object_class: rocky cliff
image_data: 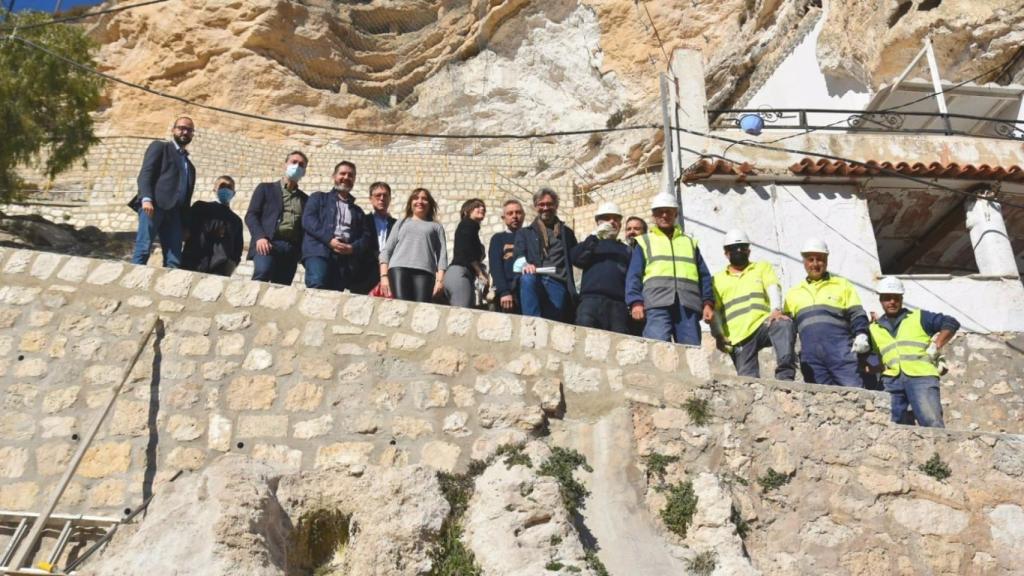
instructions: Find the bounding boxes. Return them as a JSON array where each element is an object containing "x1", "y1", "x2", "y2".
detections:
[{"x1": 83, "y1": 0, "x2": 1024, "y2": 184}]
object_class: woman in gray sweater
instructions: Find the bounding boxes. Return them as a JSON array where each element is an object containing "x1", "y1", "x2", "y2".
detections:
[{"x1": 379, "y1": 188, "x2": 448, "y2": 302}]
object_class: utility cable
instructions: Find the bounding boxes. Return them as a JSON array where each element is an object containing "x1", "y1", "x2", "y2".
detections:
[
  {"x1": 0, "y1": 0, "x2": 171, "y2": 32},
  {"x1": 3, "y1": 33, "x2": 661, "y2": 140},
  {"x1": 672, "y1": 124, "x2": 1024, "y2": 211}
]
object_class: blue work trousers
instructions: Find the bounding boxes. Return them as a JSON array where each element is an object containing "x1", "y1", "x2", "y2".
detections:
[
  {"x1": 884, "y1": 373, "x2": 944, "y2": 428},
  {"x1": 799, "y1": 334, "x2": 861, "y2": 387},
  {"x1": 643, "y1": 302, "x2": 701, "y2": 345},
  {"x1": 520, "y1": 273, "x2": 568, "y2": 321},
  {"x1": 132, "y1": 207, "x2": 183, "y2": 268}
]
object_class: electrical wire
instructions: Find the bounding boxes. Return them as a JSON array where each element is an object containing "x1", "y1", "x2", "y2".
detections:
[
  {"x1": 672, "y1": 124, "x2": 1024, "y2": 211},
  {"x1": 0, "y1": 0, "x2": 171, "y2": 32},
  {"x1": 2, "y1": 33, "x2": 661, "y2": 141}
]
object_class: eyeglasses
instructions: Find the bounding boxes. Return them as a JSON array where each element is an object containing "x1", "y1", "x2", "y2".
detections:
[{"x1": 173, "y1": 125, "x2": 194, "y2": 132}]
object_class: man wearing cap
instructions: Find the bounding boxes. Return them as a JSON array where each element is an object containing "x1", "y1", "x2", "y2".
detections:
[
  {"x1": 570, "y1": 201, "x2": 631, "y2": 333},
  {"x1": 625, "y1": 193, "x2": 714, "y2": 345},
  {"x1": 712, "y1": 230, "x2": 796, "y2": 380},
  {"x1": 784, "y1": 238, "x2": 870, "y2": 386},
  {"x1": 868, "y1": 277, "x2": 958, "y2": 428}
]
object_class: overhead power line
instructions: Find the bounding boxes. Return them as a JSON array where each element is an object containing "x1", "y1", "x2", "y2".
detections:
[
  {"x1": 0, "y1": 0, "x2": 171, "y2": 32},
  {"x1": 672, "y1": 125, "x2": 1024, "y2": 211}
]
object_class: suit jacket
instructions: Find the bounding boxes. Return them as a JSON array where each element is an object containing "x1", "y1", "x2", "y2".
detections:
[
  {"x1": 300, "y1": 190, "x2": 372, "y2": 262},
  {"x1": 351, "y1": 211, "x2": 397, "y2": 294},
  {"x1": 130, "y1": 140, "x2": 196, "y2": 215},
  {"x1": 245, "y1": 181, "x2": 308, "y2": 259},
  {"x1": 488, "y1": 230, "x2": 519, "y2": 299},
  {"x1": 514, "y1": 219, "x2": 579, "y2": 303}
]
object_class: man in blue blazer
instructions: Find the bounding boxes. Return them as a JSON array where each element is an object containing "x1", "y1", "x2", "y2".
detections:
[
  {"x1": 129, "y1": 116, "x2": 197, "y2": 268},
  {"x1": 245, "y1": 151, "x2": 309, "y2": 285},
  {"x1": 301, "y1": 161, "x2": 372, "y2": 291}
]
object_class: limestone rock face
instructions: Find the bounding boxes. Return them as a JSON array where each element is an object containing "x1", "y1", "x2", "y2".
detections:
[
  {"x1": 81, "y1": 454, "x2": 449, "y2": 576},
  {"x1": 80, "y1": 454, "x2": 290, "y2": 576},
  {"x1": 462, "y1": 443, "x2": 597, "y2": 576}
]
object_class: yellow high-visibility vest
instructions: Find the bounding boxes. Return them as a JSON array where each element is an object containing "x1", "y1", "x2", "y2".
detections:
[
  {"x1": 784, "y1": 274, "x2": 865, "y2": 336},
  {"x1": 713, "y1": 261, "x2": 779, "y2": 344},
  {"x1": 637, "y1": 226, "x2": 701, "y2": 310},
  {"x1": 869, "y1": 310, "x2": 939, "y2": 378}
]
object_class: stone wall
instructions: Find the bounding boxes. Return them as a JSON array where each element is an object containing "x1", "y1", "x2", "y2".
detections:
[
  {"x1": 1, "y1": 248, "x2": 1023, "y2": 523},
  {"x1": 0, "y1": 247, "x2": 707, "y2": 517}
]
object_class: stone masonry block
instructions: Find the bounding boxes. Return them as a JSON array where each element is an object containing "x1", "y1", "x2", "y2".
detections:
[
  {"x1": 260, "y1": 285, "x2": 298, "y2": 310},
  {"x1": 30, "y1": 253, "x2": 63, "y2": 280},
  {"x1": 119, "y1": 266, "x2": 155, "y2": 290},
  {"x1": 191, "y1": 276, "x2": 225, "y2": 302},
  {"x1": 298, "y1": 291, "x2": 339, "y2": 320},
  {"x1": 226, "y1": 374, "x2": 277, "y2": 410},
  {"x1": 155, "y1": 269, "x2": 194, "y2": 298},
  {"x1": 411, "y1": 305, "x2": 440, "y2": 334},
  {"x1": 86, "y1": 262, "x2": 124, "y2": 285},
  {"x1": 78, "y1": 442, "x2": 131, "y2": 478},
  {"x1": 342, "y1": 295, "x2": 375, "y2": 325},
  {"x1": 477, "y1": 312, "x2": 513, "y2": 342}
]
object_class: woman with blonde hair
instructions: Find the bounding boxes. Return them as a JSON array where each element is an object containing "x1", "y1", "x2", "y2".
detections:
[{"x1": 379, "y1": 188, "x2": 448, "y2": 302}]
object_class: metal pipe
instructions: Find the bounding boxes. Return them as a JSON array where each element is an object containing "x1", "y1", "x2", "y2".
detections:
[{"x1": 7, "y1": 317, "x2": 160, "y2": 570}]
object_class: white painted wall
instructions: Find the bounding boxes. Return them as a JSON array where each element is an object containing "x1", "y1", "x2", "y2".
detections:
[
  {"x1": 677, "y1": 182, "x2": 1024, "y2": 332},
  {"x1": 745, "y1": 13, "x2": 872, "y2": 124}
]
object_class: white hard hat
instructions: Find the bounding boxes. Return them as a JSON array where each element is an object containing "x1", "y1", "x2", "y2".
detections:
[
  {"x1": 595, "y1": 201, "x2": 622, "y2": 217},
  {"x1": 800, "y1": 238, "x2": 829, "y2": 255},
  {"x1": 651, "y1": 193, "x2": 679, "y2": 211},
  {"x1": 723, "y1": 229, "x2": 750, "y2": 247},
  {"x1": 876, "y1": 276, "x2": 905, "y2": 295}
]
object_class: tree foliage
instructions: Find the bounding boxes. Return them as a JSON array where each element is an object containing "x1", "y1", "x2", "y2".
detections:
[{"x1": 0, "y1": 11, "x2": 102, "y2": 201}]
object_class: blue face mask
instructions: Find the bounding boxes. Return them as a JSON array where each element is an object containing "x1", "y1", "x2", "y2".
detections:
[
  {"x1": 217, "y1": 187, "x2": 235, "y2": 205},
  {"x1": 285, "y1": 163, "x2": 305, "y2": 182}
]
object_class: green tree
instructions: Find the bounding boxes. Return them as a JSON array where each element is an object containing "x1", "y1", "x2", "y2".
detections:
[{"x1": 0, "y1": 11, "x2": 102, "y2": 201}]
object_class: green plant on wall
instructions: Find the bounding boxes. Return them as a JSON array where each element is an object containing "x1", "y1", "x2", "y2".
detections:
[
  {"x1": 431, "y1": 471, "x2": 483, "y2": 576},
  {"x1": 686, "y1": 550, "x2": 717, "y2": 576},
  {"x1": 660, "y1": 480, "x2": 698, "y2": 538},
  {"x1": 919, "y1": 452, "x2": 951, "y2": 481},
  {"x1": 291, "y1": 508, "x2": 351, "y2": 574},
  {"x1": 757, "y1": 468, "x2": 791, "y2": 492},
  {"x1": 538, "y1": 447, "x2": 593, "y2": 516},
  {"x1": 644, "y1": 453, "x2": 680, "y2": 485},
  {"x1": 683, "y1": 397, "x2": 711, "y2": 426}
]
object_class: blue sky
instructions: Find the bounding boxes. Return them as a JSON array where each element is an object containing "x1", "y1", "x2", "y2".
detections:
[{"x1": 10, "y1": 0, "x2": 101, "y2": 11}]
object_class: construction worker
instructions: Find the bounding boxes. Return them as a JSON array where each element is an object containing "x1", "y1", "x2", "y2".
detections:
[
  {"x1": 712, "y1": 230, "x2": 796, "y2": 380},
  {"x1": 570, "y1": 201, "x2": 631, "y2": 334},
  {"x1": 625, "y1": 193, "x2": 713, "y2": 345},
  {"x1": 784, "y1": 238, "x2": 869, "y2": 386},
  {"x1": 868, "y1": 277, "x2": 958, "y2": 428}
]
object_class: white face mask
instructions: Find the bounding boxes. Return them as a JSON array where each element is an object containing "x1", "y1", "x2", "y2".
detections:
[{"x1": 285, "y1": 163, "x2": 305, "y2": 182}]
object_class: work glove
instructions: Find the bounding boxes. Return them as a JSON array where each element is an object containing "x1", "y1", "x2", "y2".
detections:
[
  {"x1": 850, "y1": 333, "x2": 870, "y2": 354},
  {"x1": 926, "y1": 342, "x2": 939, "y2": 362},
  {"x1": 594, "y1": 221, "x2": 614, "y2": 240}
]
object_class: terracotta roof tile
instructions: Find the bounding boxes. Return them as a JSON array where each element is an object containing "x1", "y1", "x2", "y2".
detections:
[
  {"x1": 682, "y1": 159, "x2": 757, "y2": 182},
  {"x1": 789, "y1": 158, "x2": 1024, "y2": 182}
]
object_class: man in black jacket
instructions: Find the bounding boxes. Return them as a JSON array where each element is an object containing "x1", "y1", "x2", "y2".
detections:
[
  {"x1": 351, "y1": 181, "x2": 397, "y2": 295},
  {"x1": 488, "y1": 199, "x2": 524, "y2": 312},
  {"x1": 181, "y1": 175, "x2": 243, "y2": 276},
  {"x1": 514, "y1": 188, "x2": 578, "y2": 322},
  {"x1": 245, "y1": 151, "x2": 309, "y2": 285},
  {"x1": 571, "y1": 201, "x2": 630, "y2": 333},
  {"x1": 129, "y1": 116, "x2": 196, "y2": 268}
]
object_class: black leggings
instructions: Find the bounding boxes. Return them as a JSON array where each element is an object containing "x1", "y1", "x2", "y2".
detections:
[{"x1": 389, "y1": 267, "x2": 435, "y2": 303}]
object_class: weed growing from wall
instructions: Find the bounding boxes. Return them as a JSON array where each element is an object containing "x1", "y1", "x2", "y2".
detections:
[
  {"x1": 431, "y1": 471, "x2": 482, "y2": 576},
  {"x1": 291, "y1": 508, "x2": 351, "y2": 574},
  {"x1": 686, "y1": 550, "x2": 718, "y2": 576},
  {"x1": 495, "y1": 442, "x2": 532, "y2": 468},
  {"x1": 683, "y1": 398, "x2": 711, "y2": 426},
  {"x1": 644, "y1": 453, "x2": 679, "y2": 485},
  {"x1": 660, "y1": 480, "x2": 698, "y2": 538},
  {"x1": 730, "y1": 504, "x2": 750, "y2": 539},
  {"x1": 757, "y1": 468, "x2": 791, "y2": 492},
  {"x1": 919, "y1": 453, "x2": 951, "y2": 481},
  {"x1": 538, "y1": 447, "x2": 593, "y2": 516}
]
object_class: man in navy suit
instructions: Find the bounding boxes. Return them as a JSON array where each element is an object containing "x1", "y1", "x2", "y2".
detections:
[
  {"x1": 301, "y1": 161, "x2": 372, "y2": 291},
  {"x1": 245, "y1": 151, "x2": 309, "y2": 285},
  {"x1": 129, "y1": 116, "x2": 197, "y2": 268},
  {"x1": 350, "y1": 181, "x2": 397, "y2": 295}
]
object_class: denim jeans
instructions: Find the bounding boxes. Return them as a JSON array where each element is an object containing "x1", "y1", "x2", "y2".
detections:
[
  {"x1": 131, "y1": 207, "x2": 183, "y2": 268},
  {"x1": 730, "y1": 318, "x2": 796, "y2": 380},
  {"x1": 252, "y1": 239, "x2": 300, "y2": 285},
  {"x1": 884, "y1": 373, "x2": 944, "y2": 428},
  {"x1": 643, "y1": 302, "x2": 701, "y2": 345},
  {"x1": 519, "y1": 273, "x2": 568, "y2": 321},
  {"x1": 304, "y1": 256, "x2": 347, "y2": 291}
]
